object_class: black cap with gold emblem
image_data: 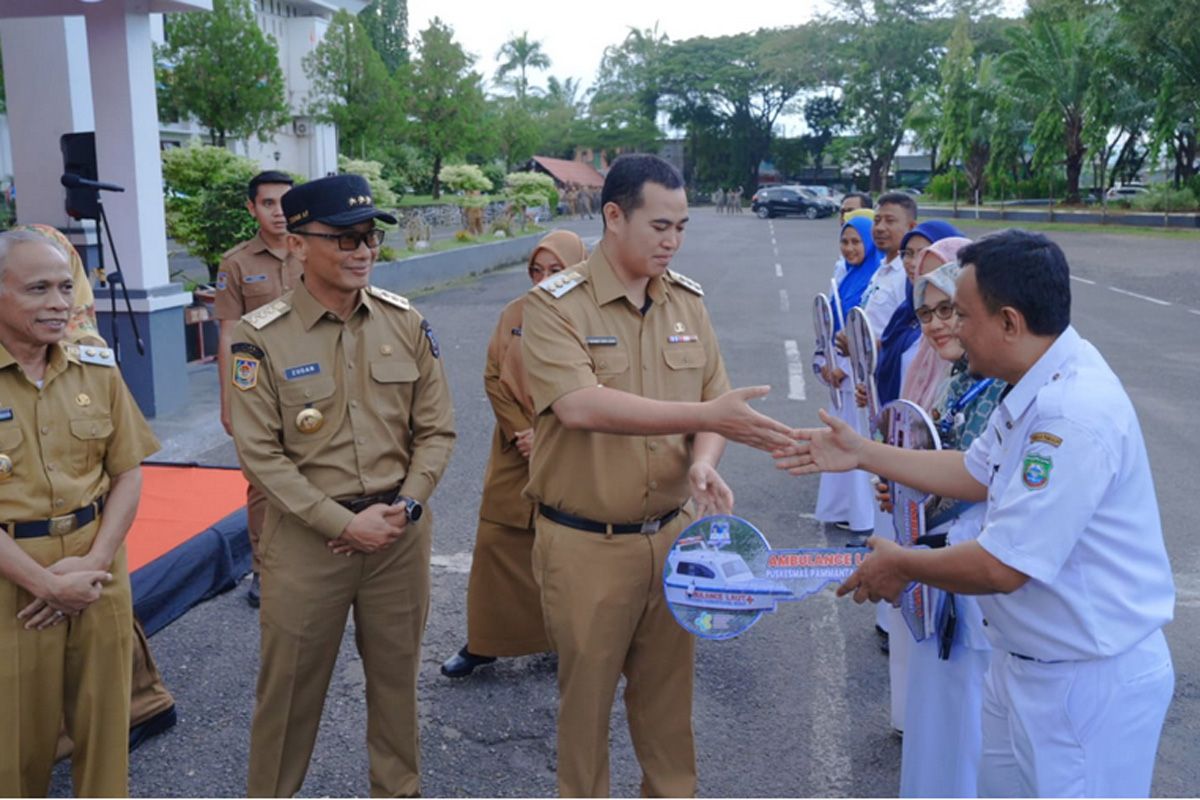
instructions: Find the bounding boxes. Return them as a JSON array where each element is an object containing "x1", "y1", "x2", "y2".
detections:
[{"x1": 282, "y1": 174, "x2": 398, "y2": 231}]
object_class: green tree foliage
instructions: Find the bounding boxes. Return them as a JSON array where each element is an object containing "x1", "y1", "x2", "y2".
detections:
[
  {"x1": 304, "y1": 10, "x2": 404, "y2": 161},
  {"x1": 439, "y1": 163, "x2": 493, "y2": 193},
  {"x1": 488, "y1": 96, "x2": 543, "y2": 171},
  {"x1": 588, "y1": 25, "x2": 670, "y2": 155},
  {"x1": 407, "y1": 18, "x2": 488, "y2": 199},
  {"x1": 161, "y1": 145, "x2": 260, "y2": 281},
  {"x1": 823, "y1": 0, "x2": 944, "y2": 192},
  {"x1": 656, "y1": 29, "x2": 809, "y2": 190},
  {"x1": 505, "y1": 172, "x2": 556, "y2": 228},
  {"x1": 495, "y1": 32, "x2": 551, "y2": 102},
  {"x1": 533, "y1": 77, "x2": 587, "y2": 160},
  {"x1": 802, "y1": 95, "x2": 845, "y2": 172},
  {"x1": 158, "y1": 0, "x2": 289, "y2": 147},
  {"x1": 358, "y1": 0, "x2": 408, "y2": 73},
  {"x1": 999, "y1": 7, "x2": 1112, "y2": 202}
]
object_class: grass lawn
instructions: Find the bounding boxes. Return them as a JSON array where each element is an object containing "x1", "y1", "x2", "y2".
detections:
[
  {"x1": 941, "y1": 217, "x2": 1200, "y2": 240},
  {"x1": 380, "y1": 226, "x2": 544, "y2": 262},
  {"x1": 394, "y1": 194, "x2": 503, "y2": 207}
]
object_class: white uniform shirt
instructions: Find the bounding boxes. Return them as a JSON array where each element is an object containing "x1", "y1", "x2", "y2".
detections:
[
  {"x1": 861, "y1": 253, "x2": 907, "y2": 338},
  {"x1": 963, "y1": 326, "x2": 1174, "y2": 661}
]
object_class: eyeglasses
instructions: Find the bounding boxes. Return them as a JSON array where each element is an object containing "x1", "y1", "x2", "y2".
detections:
[
  {"x1": 294, "y1": 229, "x2": 386, "y2": 251},
  {"x1": 915, "y1": 301, "x2": 956, "y2": 325}
]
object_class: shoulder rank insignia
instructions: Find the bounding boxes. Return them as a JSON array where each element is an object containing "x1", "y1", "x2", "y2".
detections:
[
  {"x1": 242, "y1": 299, "x2": 291, "y2": 330},
  {"x1": 366, "y1": 285, "x2": 411, "y2": 310},
  {"x1": 538, "y1": 270, "x2": 586, "y2": 299},
  {"x1": 77, "y1": 346, "x2": 117, "y2": 368},
  {"x1": 667, "y1": 270, "x2": 704, "y2": 296}
]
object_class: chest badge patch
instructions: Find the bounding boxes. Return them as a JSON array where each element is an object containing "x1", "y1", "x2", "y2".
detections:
[
  {"x1": 75, "y1": 393, "x2": 91, "y2": 407},
  {"x1": 284, "y1": 363, "x2": 321, "y2": 381},
  {"x1": 296, "y1": 407, "x2": 324, "y2": 434},
  {"x1": 0, "y1": 453, "x2": 11, "y2": 482},
  {"x1": 233, "y1": 355, "x2": 260, "y2": 391},
  {"x1": 1022, "y1": 454, "x2": 1052, "y2": 490}
]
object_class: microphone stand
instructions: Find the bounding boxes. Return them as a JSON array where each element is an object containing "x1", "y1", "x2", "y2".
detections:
[{"x1": 93, "y1": 195, "x2": 145, "y2": 362}]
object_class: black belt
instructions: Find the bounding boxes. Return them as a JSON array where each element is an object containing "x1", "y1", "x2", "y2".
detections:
[
  {"x1": 538, "y1": 504, "x2": 681, "y2": 535},
  {"x1": 336, "y1": 487, "x2": 401, "y2": 514},
  {"x1": 8, "y1": 497, "x2": 105, "y2": 540}
]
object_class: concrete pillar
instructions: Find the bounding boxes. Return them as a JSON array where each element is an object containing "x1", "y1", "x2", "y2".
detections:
[{"x1": 83, "y1": 7, "x2": 192, "y2": 418}]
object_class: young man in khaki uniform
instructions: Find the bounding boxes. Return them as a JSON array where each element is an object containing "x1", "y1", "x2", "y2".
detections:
[
  {"x1": 521, "y1": 154, "x2": 794, "y2": 797},
  {"x1": 229, "y1": 174, "x2": 455, "y2": 798},
  {"x1": 0, "y1": 230, "x2": 160, "y2": 796},
  {"x1": 215, "y1": 170, "x2": 302, "y2": 607},
  {"x1": 441, "y1": 230, "x2": 588, "y2": 678}
]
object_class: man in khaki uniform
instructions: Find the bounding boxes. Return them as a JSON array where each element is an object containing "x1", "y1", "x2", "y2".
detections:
[
  {"x1": 0, "y1": 229, "x2": 160, "y2": 796},
  {"x1": 441, "y1": 230, "x2": 588, "y2": 678},
  {"x1": 215, "y1": 170, "x2": 301, "y2": 607},
  {"x1": 229, "y1": 174, "x2": 455, "y2": 798},
  {"x1": 521, "y1": 154, "x2": 794, "y2": 797}
]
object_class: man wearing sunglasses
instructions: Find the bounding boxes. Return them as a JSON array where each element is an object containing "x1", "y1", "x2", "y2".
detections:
[{"x1": 229, "y1": 174, "x2": 456, "y2": 797}]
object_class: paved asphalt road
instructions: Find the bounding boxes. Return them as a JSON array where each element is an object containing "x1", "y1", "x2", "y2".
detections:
[{"x1": 52, "y1": 212, "x2": 1200, "y2": 796}]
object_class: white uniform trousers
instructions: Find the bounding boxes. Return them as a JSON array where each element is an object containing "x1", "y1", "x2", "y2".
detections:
[
  {"x1": 815, "y1": 365, "x2": 875, "y2": 531},
  {"x1": 979, "y1": 628, "x2": 1173, "y2": 798}
]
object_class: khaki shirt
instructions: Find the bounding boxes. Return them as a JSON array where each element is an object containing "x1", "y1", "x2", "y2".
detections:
[
  {"x1": 0, "y1": 341, "x2": 160, "y2": 523},
  {"x1": 229, "y1": 280, "x2": 456, "y2": 539},
  {"x1": 479, "y1": 296, "x2": 536, "y2": 529},
  {"x1": 213, "y1": 232, "x2": 302, "y2": 320},
  {"x1": 522, "y1": 246, "x2": 731, "y2": 523}
]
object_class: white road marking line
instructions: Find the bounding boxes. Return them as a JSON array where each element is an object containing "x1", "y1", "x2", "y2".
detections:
[
  {"x1": 771, "y1": 237, "x2": 777, "y2": 247},
  {"x1": 1188, "y1": 309, "x2": 1200, "y2": 317},
  {"x1": 779, "y1": 289, "x2": 790, "y2": 313},
  {"x1": 784, "y1": 339, "x2": 807, "y2": 401},
  {"x1": 775, "y1": 262, "x2": 783, "y2": 277},
  {"x1": 430, "y1": 552, "x2": 473, "y2": 573},
  {"x1": 797, "y1": 512, "x2": 819, "y2": 521},
  {"x1": 1108, "y1": 286, "x2": 1171, "y2": 306},
  {"x1": 1069, "y1": 276, "x2": 1096, "y2": 285}
]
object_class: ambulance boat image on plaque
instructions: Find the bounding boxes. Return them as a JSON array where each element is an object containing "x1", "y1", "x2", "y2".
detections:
[{"x1": 664, "y1": 516, "x2": 868, "y2": 640}]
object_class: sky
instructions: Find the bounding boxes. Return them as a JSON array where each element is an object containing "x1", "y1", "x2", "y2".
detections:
[{"x1": 405, "y1": 1, "x2": 827, "y2": 95}]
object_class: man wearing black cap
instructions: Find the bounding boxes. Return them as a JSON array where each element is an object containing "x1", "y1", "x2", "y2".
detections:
[{"x1": 229, "y1": 174, "x2": 456, "y2": 797}]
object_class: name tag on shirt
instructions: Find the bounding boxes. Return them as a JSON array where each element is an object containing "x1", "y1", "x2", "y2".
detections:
[
  {"x1": 668, "y1": 335, "x2": 699, "y2": 343},
  {"x1": 586, "y1": 336, "x2": 618, "y2": 346},
  {"x1": 0, "y1": 408, "x2": 12, "y2": 422},
  {"x1": 244, "y1": 274, "x2": 269, "y2": 283},
  {"x1": 284, "y1": 363, "x2": 321, "y2": 380}
]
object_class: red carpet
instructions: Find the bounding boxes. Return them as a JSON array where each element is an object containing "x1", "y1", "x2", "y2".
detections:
[{"x1": 127, "y1": 464, "x2": 248, "y2": 573}]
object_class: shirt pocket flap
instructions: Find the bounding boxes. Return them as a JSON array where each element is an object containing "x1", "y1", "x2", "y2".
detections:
[
  {"x1": 371, "y1": 360, "x2": 420, "y2": 383},
  {"x1": 0, "y1": 426, "x2": 24, "y2": 450},
  {"x1": 278, "y1": 375, "x2": 337, "y2": 406},
  {"x1": 69, "y1": 417, "x2": 114, "y2": 441},
  {"x1": 663, "y1": 345, "x2": 707, "y2": 370},
  {"x1": 591, "y1": 351, "x2": 629, "y2": 375}
]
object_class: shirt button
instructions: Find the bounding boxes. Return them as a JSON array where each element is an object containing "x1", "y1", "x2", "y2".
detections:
[
  {"x1": 40, "y1": 426, "x2": 50, "y2": 435},
  {"x1": 649, "y1": 480, "x2": 658, "y2": 490},
  {"x1": 347, "y1": 362, "x2": 355, "y2": 370},
  {"x1": 350, "y1": 400, "x2": 359, "y2": 408},
  {"x1": 356, "y1": 437, "x2": 365, "y2": 445},
  {"x1": 54, "y1": 498, "x2": 65, "y2": 509},
  {"x1": 648, "y1": 442, "x2": 658, "y2": 451},
  {"x1": 598, "y1": 360, "x2": 608, "y2": 369},
  {"x1": 47, "y1": 463, "x2": 56, "y2": 472},
  {"x1": 1005, "y1": 421, "x2": 1012, "y2": 430}
]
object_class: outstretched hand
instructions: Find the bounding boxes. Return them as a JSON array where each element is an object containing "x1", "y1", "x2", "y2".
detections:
[
  {"x1": 706, "y1": 386, "x2": 795, "y2": 452},
  {"x1": 836, "y1": 536, "x2": 910, "y2": 605},
  {"x1": 688, "y1": 462, "x2": 734, "y2": 518},
  {"x1": 773, "y1": 408, "x2": 865, "y2": 475}
]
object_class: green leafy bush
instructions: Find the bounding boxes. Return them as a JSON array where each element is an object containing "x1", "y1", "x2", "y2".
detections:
[
  {"x1": 162, "y1": 144, "x2": 260, "y2": 282},
  {"x1": 505, "y1": 171, "x2": 556, "y2": 226},
  {"x1": 1131, "y1": 185, "x2": 1198, "y2": 212},
  {"x1": 923, "y1": 170, "x2": 968, "y2": 202},
  {"x1": 438, "y1": 163, "x2": 493, "y2": 193}
]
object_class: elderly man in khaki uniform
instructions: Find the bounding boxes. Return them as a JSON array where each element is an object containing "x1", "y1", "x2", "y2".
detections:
[
  {"x1": 0, "y1": 229, "x2": 160, "y2": 796},
  {"x1": 215, "y1": 170, "x2": 302, "y2": 607},
  {"x1": 521, "y1": 154, "x2": 794, "y2": 797},
  {"x1": 230, "y1": 174, "x2": 455, "y2": 798},
  {"x1": 442, "y1": 230, "x2": 588, "y2": 678}
]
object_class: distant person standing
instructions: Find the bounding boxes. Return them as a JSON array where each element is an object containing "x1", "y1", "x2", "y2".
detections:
[
  {"x1": 441, "y1": 230, "x2": 588, "y2": 679},
  {"x1": 214, "y1": 171, "x2": 301, "y2": 608},
  {"x1": 839, "y1": 191, "x2": 873, "y2": 225}
]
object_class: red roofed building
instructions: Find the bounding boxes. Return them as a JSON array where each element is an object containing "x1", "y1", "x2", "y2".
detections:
[{"x1": 527, "y1": 155, "x2": 605, "y2": 189}]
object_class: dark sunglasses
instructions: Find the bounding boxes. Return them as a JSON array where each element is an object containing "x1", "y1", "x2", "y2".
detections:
[{"x1": 294, "y1": 228, "x2": 386, "y2": 251}]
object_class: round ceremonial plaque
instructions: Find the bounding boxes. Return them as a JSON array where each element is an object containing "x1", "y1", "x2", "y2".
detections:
[{"x1": 663, "y1": 515, "x2": 787, "y2": 640}]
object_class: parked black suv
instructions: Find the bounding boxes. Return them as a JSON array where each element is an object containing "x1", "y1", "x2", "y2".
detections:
[{"x1": 751, "y1": 186, "x2": 836, "y2": 220}]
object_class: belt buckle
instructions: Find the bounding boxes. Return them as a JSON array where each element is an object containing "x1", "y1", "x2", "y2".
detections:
[
  {"x1": 49, "y1": 514, "x2": 77, "y2": 536},
  {"x1": 640, "y1": 518, "x2": 662, "y2": 533}
]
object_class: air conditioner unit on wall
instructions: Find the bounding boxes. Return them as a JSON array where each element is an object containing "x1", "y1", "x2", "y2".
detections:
[{"x1": 292, "y1": 118, "x2": 310, "y2": 137}]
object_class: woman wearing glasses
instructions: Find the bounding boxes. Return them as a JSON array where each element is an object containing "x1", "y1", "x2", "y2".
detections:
[
  {"x1": 441, "y1": 230, "x2": 588, "y2": 679},
  {"x1": 891, "y1": 238, "x2": 1007, "y2": 798}
]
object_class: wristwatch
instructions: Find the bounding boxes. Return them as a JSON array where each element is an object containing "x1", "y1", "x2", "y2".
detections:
[{"x1": 397, "y1": 495, "x2": 423, "y2": 522}]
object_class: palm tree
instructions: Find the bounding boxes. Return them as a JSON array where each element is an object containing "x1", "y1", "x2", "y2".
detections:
[{"x1": 495, "y1": 31, "x2": 550, "y2": 103}]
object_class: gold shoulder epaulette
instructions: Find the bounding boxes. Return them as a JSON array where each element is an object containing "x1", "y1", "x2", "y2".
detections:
[
  {"x1": 366, "y1": 285, "x2": 411, "y2": 310},
  {"x1": 242, "y1": 299, "x2": 291, "y2": 330},
  {"x1": 667, "y1": 270, "x2": 704, "y2": 296},
  {"x1": 537, "y1": 270, "x2": 586, "y2": 299},
  {"x1": 76, "y1": 345, "x2": 117, "y2": 367},
  {"x1": 221, "y1": 239, "x2": 251, "y2": 260}
]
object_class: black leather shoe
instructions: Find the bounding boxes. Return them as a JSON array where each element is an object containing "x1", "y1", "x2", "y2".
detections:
[
  {"x1": 247, "y1": 573, "x2": 261, "y2": 609},
  {"x1": 441, "y1": 646, "x2": 496, "y2": 678}
]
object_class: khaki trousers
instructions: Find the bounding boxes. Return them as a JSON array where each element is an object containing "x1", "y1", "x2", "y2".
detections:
[
  {"x1": 0, "y1": 521, "x2": 134, "y2": 797},
  {"x1": 466, "y1": 518, "x2": 549, "y2": 657},
  {"x1": 532, "y1": 511, "x2": 696, "y2": 798},
  {"x1": 248, "y1": 508, "x2": 432, "y2": 798}
]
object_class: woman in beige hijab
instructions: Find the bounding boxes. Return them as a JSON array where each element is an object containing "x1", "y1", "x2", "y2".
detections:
[{"x1": 442, "y1": 230, "x2": 588, "y2": 678}]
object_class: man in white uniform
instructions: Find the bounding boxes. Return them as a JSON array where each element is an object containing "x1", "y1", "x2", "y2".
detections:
[{"x1": 777, "y1": 229, "x2": 1174, "y2": 797}]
